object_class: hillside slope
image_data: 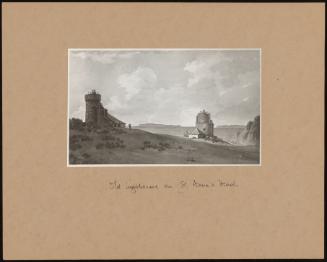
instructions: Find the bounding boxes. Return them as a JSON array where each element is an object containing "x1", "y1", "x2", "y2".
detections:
[
  {"x1": 69, "y1": 125, "x2": 259, "y2": 165},
  {"x1": 135, "y1": 123, "x2": 245, "y2": 144}
]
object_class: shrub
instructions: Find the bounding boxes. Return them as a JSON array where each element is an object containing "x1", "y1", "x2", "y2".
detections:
[
  {"x1": 112, "y1": 128, "x2": 127, "y2": 134},
  {"x1": 69, "y1": 153, "x2": 78, "y2": 164},
  {"x1": 142, "y1": 141, "x2": 170, "y2": 151},
  {"x1": 102, "y1": 135, "x2": 116, "y2": 141},
  {"x1": 70, "y1": 134, "x2": 80, "y2": 143},
  {"x1": 99, "y1": 129, "x2": 109, "y2": 134},
  {"x1": 82, "y1": 153, "x2": 90, "y2": 158},
  {"x1": 104, "y1": 140, "x2": 125, "y2": 149},
  {"x1": 105, "y1": 142, "x2": 115, "y2": 149},
  {"x1": 70, "y1": 143, "x2": 82, "y2": 151},
  {"x1": 95, "y1": 143, "x2": 105, "y2": 149},
  {"x1": 186, "y1": 156, "x2": 195, "y2": 162},
  {"x1": 81, "y1": 135, "x2": 92, "y2": 142},
  {"x1": 69, "y1": 155, "x2": 83, "y2": 164},
  {"x1": 69, "y1": 118, "x2": 85, "y2": 131}
]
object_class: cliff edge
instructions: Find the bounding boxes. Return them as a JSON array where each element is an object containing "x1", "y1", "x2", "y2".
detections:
[{"x1": 237, "y1": 115, "x2": 260, "y2": 146}]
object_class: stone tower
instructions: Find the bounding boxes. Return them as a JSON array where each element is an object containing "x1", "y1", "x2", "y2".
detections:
[
  {"x1": 196, "y1": 110, "x2": 214, "y2": 137},
  {"x1": 84, "y1": 90, "x2": 126, "y2": 128},
  {"x1": 85, "y1": 90, "x2": 101, "y2": 126}
]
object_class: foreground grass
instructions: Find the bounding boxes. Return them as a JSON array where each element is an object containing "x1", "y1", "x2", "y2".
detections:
[{"x1": 69, "y1": 127, "x2": 259, "y2": 165}]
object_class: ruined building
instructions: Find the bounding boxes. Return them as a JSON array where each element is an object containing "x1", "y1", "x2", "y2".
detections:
[
  {"x1": 195, "y1": 110, "x2": 214, "y2": 137},
  {"x1": 85, "y1": 90, "x2": 125, "y2": 128},
  {"x1": 184, "y1": 110, "x2": 215, "y2": 139}
]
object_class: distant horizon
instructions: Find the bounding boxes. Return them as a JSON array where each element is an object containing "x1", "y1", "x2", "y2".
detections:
[
  {"x1": 69, "y1": 116, "x2": 259, "y2": 128},
  {"x1": 134, "y1": 122, "x2": 251, "y2": 128}
]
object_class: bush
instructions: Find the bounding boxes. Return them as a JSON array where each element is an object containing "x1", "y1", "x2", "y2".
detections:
[
  {"x1": 97, "y1": 129, "x2": 109, "y2": 134},
  {"x1": 81, "y1": 135, "x2": 92, "y2": 142},
  {"x1": 112, "y1": 128, "x2": 127, "y2": 134},
  {"x1": 69, "y1": 153, "x2": 78, "y2": 164},
  {"x1": 70, "y1": 143, "x2": 82, "y2": 151},
  {"x1": 105, "y1": 142, "x2": 115, "y2": 149},
  {"x1": 102, "y1": 135, "x2": 116, "y2": 141},
  {"x1": 70, "y1": 134, "x2": 92, "y2": 144},
  {"x1": 104, "y1": 138, "x2": 125, "y2": 149},
  {"x1": 69, "y1": 154, "x2": 85, "y2": 164},
  {"x1": 186, "y1": 157, "x2": 195, "y2": 162},
  {"x1": 69, "y1": 118, "x2": 85, "y2": 131},
  {"x1": 82, "y1": 153, "x2": 90, "y2": 158},
  {"x1": 142, "y1": 141, "x2": 170, "y2": 151},
  {"x1": 158, "y1": 142, "x2": 170, "y2": 150},
  {"x1": 70, "y1": 134, "x2": 79, "y2": 143},
  {"x1": 95, "y1": 143, "x2": 105, "y2": 149}
]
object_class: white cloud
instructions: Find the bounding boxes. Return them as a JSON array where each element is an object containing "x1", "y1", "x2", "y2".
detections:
[
  {"x1": 183, "y1": 54, "x2": 226, "y2": 88},
  {"x1": 184, "y1": 60, "x2": 206, "y2": 73},
  {"x1": 238, "y1": 71, "x2": 259, "y2": 86},
  {"x1": 180, "y1": 107, "x2": 202, "y2": 126},
  {"x1": 117, "y1": 67, "x2": 157, "y2": 100},
  {"x1": 118, "y1": 51, "x2": 140, "y2": 59},
  {"x1": 71, "y1": 52, "x2": 117, "y2": 64},
  {"x1": 242, "y1": 96, "x2": 249, "y2": 102},
  {"x1": 184, "y1": 59, "x2": 211, "y2": 87},
  {"x1": 219, "y1": 89, "x2": 229, "y2": 96},
  {"x1": 104, "y1": 96, "x2": 125, "y2": 111},
  {"x1": 71, "y1": 105, "x2": 85, "y2": 121},
  {"x1": 70, "y1": 51, "x2": 140, "y2": 64}
]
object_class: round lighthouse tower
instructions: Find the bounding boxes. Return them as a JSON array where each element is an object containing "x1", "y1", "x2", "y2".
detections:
[
  {"x1": 195, "y1": 109, "x2": 214, "y2": 137},
  {"x1": 85, "y1": 90, "x2": 101, "y2": 126},
  {"x1": 196, "y1": 110, "x2": 211, "y2": 136}
]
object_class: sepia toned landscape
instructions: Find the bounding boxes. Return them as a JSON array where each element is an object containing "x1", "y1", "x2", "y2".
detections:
[{"x1": 68, "y1": 49, "x2": 260, "y2": 165}]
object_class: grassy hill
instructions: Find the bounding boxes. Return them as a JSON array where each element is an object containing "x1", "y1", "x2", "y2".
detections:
[{"x1": 69, "y1": 124, "x2": 259, "y2": 165}]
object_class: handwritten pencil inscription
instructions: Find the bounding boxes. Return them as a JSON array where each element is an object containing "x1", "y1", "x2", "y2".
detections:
[{"x1": 107, "y1": 178, "x2": 238, "y2": 193}]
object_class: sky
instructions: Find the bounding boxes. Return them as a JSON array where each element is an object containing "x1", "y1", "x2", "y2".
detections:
[{"x1": 69, "y1": 49, "x2": 260, "y2": 126}]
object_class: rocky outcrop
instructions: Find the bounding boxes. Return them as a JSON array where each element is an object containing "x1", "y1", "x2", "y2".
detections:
[{"x1": 237, "y1": 115, "x2": 260, "y2": 145}]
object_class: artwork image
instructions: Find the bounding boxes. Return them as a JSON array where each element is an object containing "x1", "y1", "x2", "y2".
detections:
[{"x1": 68, "y1": 49, "x2": 260, "y2": 165}]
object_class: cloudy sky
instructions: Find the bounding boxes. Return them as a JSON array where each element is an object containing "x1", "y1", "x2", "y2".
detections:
[{"x1": 69, "y1": 49, "x2": 260, "y2": 126}]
